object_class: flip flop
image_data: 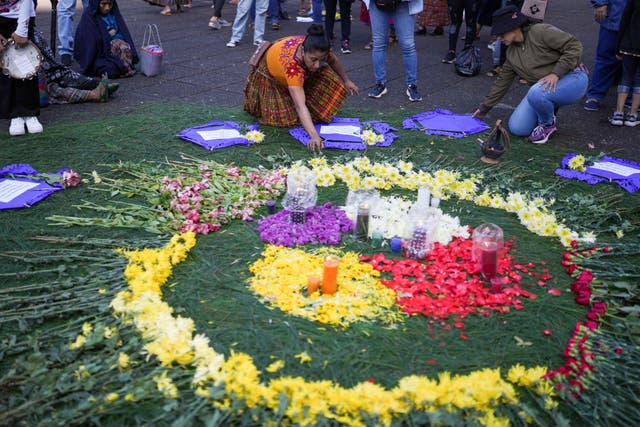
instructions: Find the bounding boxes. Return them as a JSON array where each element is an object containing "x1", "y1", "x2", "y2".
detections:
[
  {"x1": 107, "y1": 82, "x2": 120, "y2": 98},
  {"x1": 160, "y1": 8, "x2": 172, "y2": 15}
]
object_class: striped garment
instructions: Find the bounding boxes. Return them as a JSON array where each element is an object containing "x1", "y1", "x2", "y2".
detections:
[{"x1": 243, "y1": 54, "x2": 348, "y2": 127}]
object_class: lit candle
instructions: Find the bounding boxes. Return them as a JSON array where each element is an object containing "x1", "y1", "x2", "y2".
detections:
[
  {"x1": 322, "y1": 256, "x2": 340, "y2": 295},
  {"x1": 307, "y1": 275, "x2": 321, "y2": 295},
  {"x1": 356, "y1": 203, "x2": 369, "y2": 239},
  {"x1": 266, "y1": 199, "x2": 276, "y2": 215},
  {"x1": 480, "y1": 241, "x2": 498, "y2": 280}
]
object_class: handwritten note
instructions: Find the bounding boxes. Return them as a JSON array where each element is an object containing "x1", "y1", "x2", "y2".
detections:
[
  {"x1": 197, "y1": 128, "x2": 242, "y2": 141},
  {"x1": 320, "y1": 125, "x2": 361, "y2": 137},
  {"x1": 588, "y1": 161, "x2": 640, "y2": 178}
]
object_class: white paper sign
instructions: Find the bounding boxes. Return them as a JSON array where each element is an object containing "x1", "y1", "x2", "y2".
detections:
[
  {"x1": 0, "y1": 179, "x2": 39, "y2": 203},
  {"x1": 589, "y1": 161, "x2": 640, "y2": 178},
  {"x1": 197, "y1": 129, "x2": 242, "y2": 141},
  {"x1": 320, "y1": 125, "x2": 361, "y2": 137}
]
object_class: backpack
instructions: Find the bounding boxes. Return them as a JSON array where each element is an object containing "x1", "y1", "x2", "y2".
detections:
[
  {"x1": 374, "y1": 0, "x2": 402, "y2": 12},
  {"x1": 454, "y1": 46, "x2": 482, "y2": 77}
]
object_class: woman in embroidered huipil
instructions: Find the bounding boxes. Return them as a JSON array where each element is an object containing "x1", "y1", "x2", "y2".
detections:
[{"x1": 243, "y1": 24, "x2": 359, "y2": 152}]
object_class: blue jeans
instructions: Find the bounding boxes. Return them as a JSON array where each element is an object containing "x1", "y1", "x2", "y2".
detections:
[
  {"x1": 618, "y1": 54, "x2": 640, "y2": 95},
  {"x1": 509, "y1": 70, "x2": 589, "y2": 136},
  {"x1": 312, "y1": 0, "x2": 323, "y2": 23},
  {"x1": 585, "y1": 26, "x2": 621, "y2": 101},
  {"x1": 369, "y1": 2, "x2": 418, "y2": 87},
  {"x1": 57, "y1": 0, "x2": 88, "y2": 56},
  {"x1": 231, "y1": 0, "x2": 268, "y2": 44}
]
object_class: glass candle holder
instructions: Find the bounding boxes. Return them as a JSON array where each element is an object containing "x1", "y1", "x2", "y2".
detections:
[
  {"x1": 266, "y1": 199, "x2": 277, "y2": 215},
  {"x1": 472, "y1": 223, "x2": 504, "y2": 280},
  {"x1": 290, "y1": 208, "x2": 306, "y2": 224},
  {"x1": 355, "y1": 203, "x2": 370, "y2": 239},
  {"x1": 307, "y1": 275, "x2": 321, "y2": 295},
  {"x1": 390, "y1": 236, "x2": 403, "y2": 253},
  {"x1": 371, "y1": 231, "x2": 383, "y2": 248},
  {"x1": 407, "y1": 220, "x2": 428, "y2": 259},
  {"x1": 322, "y1": 255, "x2": 340, "y2": 295}
]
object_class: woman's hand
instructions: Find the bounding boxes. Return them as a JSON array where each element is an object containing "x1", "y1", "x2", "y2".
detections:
[
  {"x1": 472, "y1": 109, "x2": 485, "y2": 119},
  {"x1": 538, "y1": 73, "x2": 559, "y2": 93},
  {"x1": 308, "y1": 136, "x2": 324, "y2": 152},
  {"x1": 11, "y1": 33, "x2": 28, "y2": 48},
  {"x1": 344, "y1": 79, "x2": 360, "y2": 96}
]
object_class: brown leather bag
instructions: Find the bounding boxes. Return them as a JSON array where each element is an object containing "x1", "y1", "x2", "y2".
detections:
[{"x1": 248, "y1": 41, "x2": 272, "y2": 67}]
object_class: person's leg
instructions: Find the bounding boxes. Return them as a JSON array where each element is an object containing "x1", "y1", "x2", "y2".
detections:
[
  {"x1": 254, "y1": 0, "x2": 268, "y2": 43},
  {"x1": 526, "y1": 71, "x2": 589, "y2": 125},
  {"x1": 369, "y1": 4, "x2": 390, "y2": 85},
  {"x1": 323, "y1": 0, "x2": 338, "y2": 43},
  {"x1": 462, "y1": 0, "x2": 479, "y2": 47},
  {"x1": 312, "y1": 0, "x2": 324, "y2": 23},
  {"x1": 56, "y1": 0, "x2": 76, "y2": 59},
  {"x1": 392, "y1": 4, "x2": 418, "y2": 87},
  {"x1": 447, "y1": 0, "x2": 463, "y2": 53},
  {"x1": 507, "y1": 98, "x2": 538, "y2": 137},
  {"x1": 584, "y1": 26, "x2": 620, "y2": 108},
  {"x1": 339, "y1": 0, "x2": 352, "y2": 40},
  {"x1": 269, "y1": 0, "x2": 280, "y2": 26},
  {"x1": 229, "y1": 0, "x2": 253, "y2": 43}
]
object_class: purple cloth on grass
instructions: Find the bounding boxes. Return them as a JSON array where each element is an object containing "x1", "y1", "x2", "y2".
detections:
[
  {"x1": 555, "y1": 153, "x2": 640, "y2": 193},
  {"x1": 178, "y1": 121, "x2": 259, "y2": 150},
  {"x1": 403, "y1": 108, "x2": 490, "y2": 138},
  {"x1": 289, "y1": 117, "x2": 398, "y2": 150},
  {"x1": 0, "y1": 163, "x2": 64, "y2": 210}
]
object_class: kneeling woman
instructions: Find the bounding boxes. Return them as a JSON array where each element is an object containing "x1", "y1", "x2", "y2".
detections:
[
  {"x1": 244, "y1": 24, "x2": 360, "y2": 152},
  {"x1": 472, "y1": 5, "x2": 588, "y2": 144}
]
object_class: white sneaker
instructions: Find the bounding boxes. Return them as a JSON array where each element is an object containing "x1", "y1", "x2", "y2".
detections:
[
  {"x1": 24, "y1": 116, "x2": 43, "y2": 134},
  {"x1": 9, "y1": 117, "x2": 25, "y2": 136},
  {"x1": 209, "y1": 17, "x2": 222, "y2": 30},
  {"x1": 226, "y1": 40, "x2": 238, "y2": 48}
]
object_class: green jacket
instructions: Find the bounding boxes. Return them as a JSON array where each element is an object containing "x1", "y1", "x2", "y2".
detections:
[{"x1": 479, "y1": 23, "x2": 583, "y2": 113}]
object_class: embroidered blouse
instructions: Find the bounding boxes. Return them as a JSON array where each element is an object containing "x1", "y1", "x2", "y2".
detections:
[{"x1": 265, "y1": 36, "x2": 333, "y2": 88}]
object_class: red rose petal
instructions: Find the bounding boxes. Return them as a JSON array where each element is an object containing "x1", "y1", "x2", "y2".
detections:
[
  {"x1": 543, "y1": 329, "x2": 553, "y2": 336},
  {"x1": 548, "y1": 288, "x2": 562, "y2": 296}
]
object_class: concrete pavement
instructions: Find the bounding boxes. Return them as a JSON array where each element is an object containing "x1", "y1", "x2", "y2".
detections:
[{"x1": 32, "y1": 0, "x2": 638, "y2": 160}]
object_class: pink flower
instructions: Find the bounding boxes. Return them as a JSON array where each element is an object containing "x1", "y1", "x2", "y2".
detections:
[{"x1": 62, "y1": 170, "x2": 81, "y2": 188}]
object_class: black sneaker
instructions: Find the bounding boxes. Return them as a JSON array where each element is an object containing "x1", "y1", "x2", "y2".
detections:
[
  {"x1": 368, "y1": 83, "x2": 387, "y2": 99},
  {"x1": 406, "y1": 84, "x2": 422, "y2": 102},
  {"x1": 442, "y1": 50, "x2": 456, "y2": 64},
  {"x1": 340, "y1": 39, "x2": 352, "y2": 54}
]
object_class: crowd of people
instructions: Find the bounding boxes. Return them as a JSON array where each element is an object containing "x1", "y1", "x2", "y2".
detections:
[{"x1": 1, "y1": 0, "x2": 639, "y2": 142}]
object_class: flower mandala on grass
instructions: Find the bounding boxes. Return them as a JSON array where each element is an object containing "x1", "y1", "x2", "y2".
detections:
[
  {"x1": 244, "y1": 129, "x2": 265, "y2": 143},
  {"x1": 256, "y1": 203, "x2": 353, "y2": 246},
  {"x1": 248, "y1": 245, "x2": 404, "y2": 327},
  {"x1": 365, "y1": 236, "x2": 553, "y2": 326}
]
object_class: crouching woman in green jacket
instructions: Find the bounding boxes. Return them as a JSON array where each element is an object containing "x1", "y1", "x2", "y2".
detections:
[{"x1": 472, "y1": 5, "x2": 589, "y2": 144}]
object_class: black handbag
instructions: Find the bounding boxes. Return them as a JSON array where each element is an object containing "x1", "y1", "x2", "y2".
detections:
[
  {"x1": 454, "y1": 46, "x2": 482, "y2": 77},
  {"x1": 480, "y1": 120, "x2": 510, "y2": 164}
]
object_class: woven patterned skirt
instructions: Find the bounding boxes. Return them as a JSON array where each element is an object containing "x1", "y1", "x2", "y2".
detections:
[
  {"x1": 416, "y1": 0, "x2": 451, "y2": 28},
  {"x1": 243, "y1": 56, "x2": 348, "y2": 127}
]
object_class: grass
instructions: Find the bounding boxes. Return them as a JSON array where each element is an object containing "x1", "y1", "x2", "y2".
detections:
[{"x1": 1, "y1": 101, "x2": 638, "y2": 425}]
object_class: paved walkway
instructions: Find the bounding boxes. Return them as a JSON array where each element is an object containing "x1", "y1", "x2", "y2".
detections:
[{"x1": 33, "y1": 0, "x2": 637, "y2": 160}]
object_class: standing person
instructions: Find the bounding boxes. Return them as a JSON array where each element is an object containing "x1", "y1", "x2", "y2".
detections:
[
  {"x1": 209, "y1": 0, "x2": 233, "y2": 29},
  {"x1": 442, "y1": 0, "x2": 480, "y2": 63},
  {"x1": 1, "y1": 0, "x2": 43, "y2": 136},
  {"x1": 243, "y1": 24, "x2": 359, "y2": 151},
  {"x1": 324, "y1": 0, "x2": 354, "y2": 53},
  {"x1": 74, "y1": 0, "x2": 138, "y2": 78},
  {"x1": 57, "y1": 0, "x2": 89, "y2": 66},
  {"x1": 225, "y1": 0, "x2": 267, "y2": 47},
  {"x1": 415, "y1": 0, "x2": 449, "y2": 36},
  {"x1": 364, "y1": 0, "x2": 424, "y2": 102},
  {"x1": 472, "y1": 5, "x2": 589, "y2": 144},
  {"x1": 609, "y1": 0, "x2": 640, "y2": 126},
  {"x1": 583, "y1": 0, "x2": 627, "y2": 111}
]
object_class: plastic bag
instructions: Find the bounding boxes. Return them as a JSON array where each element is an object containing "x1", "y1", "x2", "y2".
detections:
[{"x1": 454, "y1": 46, "x2": 482, "y2": 77}]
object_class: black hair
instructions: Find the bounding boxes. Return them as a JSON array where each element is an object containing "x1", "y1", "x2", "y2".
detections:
[{"x1": 302, "y1": 23, "x2": 330, "y2": 53}]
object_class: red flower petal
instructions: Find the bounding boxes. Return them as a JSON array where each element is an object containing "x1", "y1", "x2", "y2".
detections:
[
  {"x1": 548, "y1": 288, "x2": 562, "y2": 296},
  {"x1": 543, "y1": 329, "x2": 553, "y2": 335}
]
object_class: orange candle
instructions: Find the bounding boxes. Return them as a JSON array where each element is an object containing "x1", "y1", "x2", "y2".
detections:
[
  {"x1": 307, "y1": 275, "x2": 321, "y2": 295},
  {"x1": 322, "y1": 256, "x2": 340, "y2": 295}
]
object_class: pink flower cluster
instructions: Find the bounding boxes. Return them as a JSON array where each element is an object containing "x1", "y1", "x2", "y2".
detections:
[
  {"x1": 62, "y1": 170, "x2": 81, "y2": 188},
  {"x1": 158, "y1": 164, "x2": 285, "y2": 234}
]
